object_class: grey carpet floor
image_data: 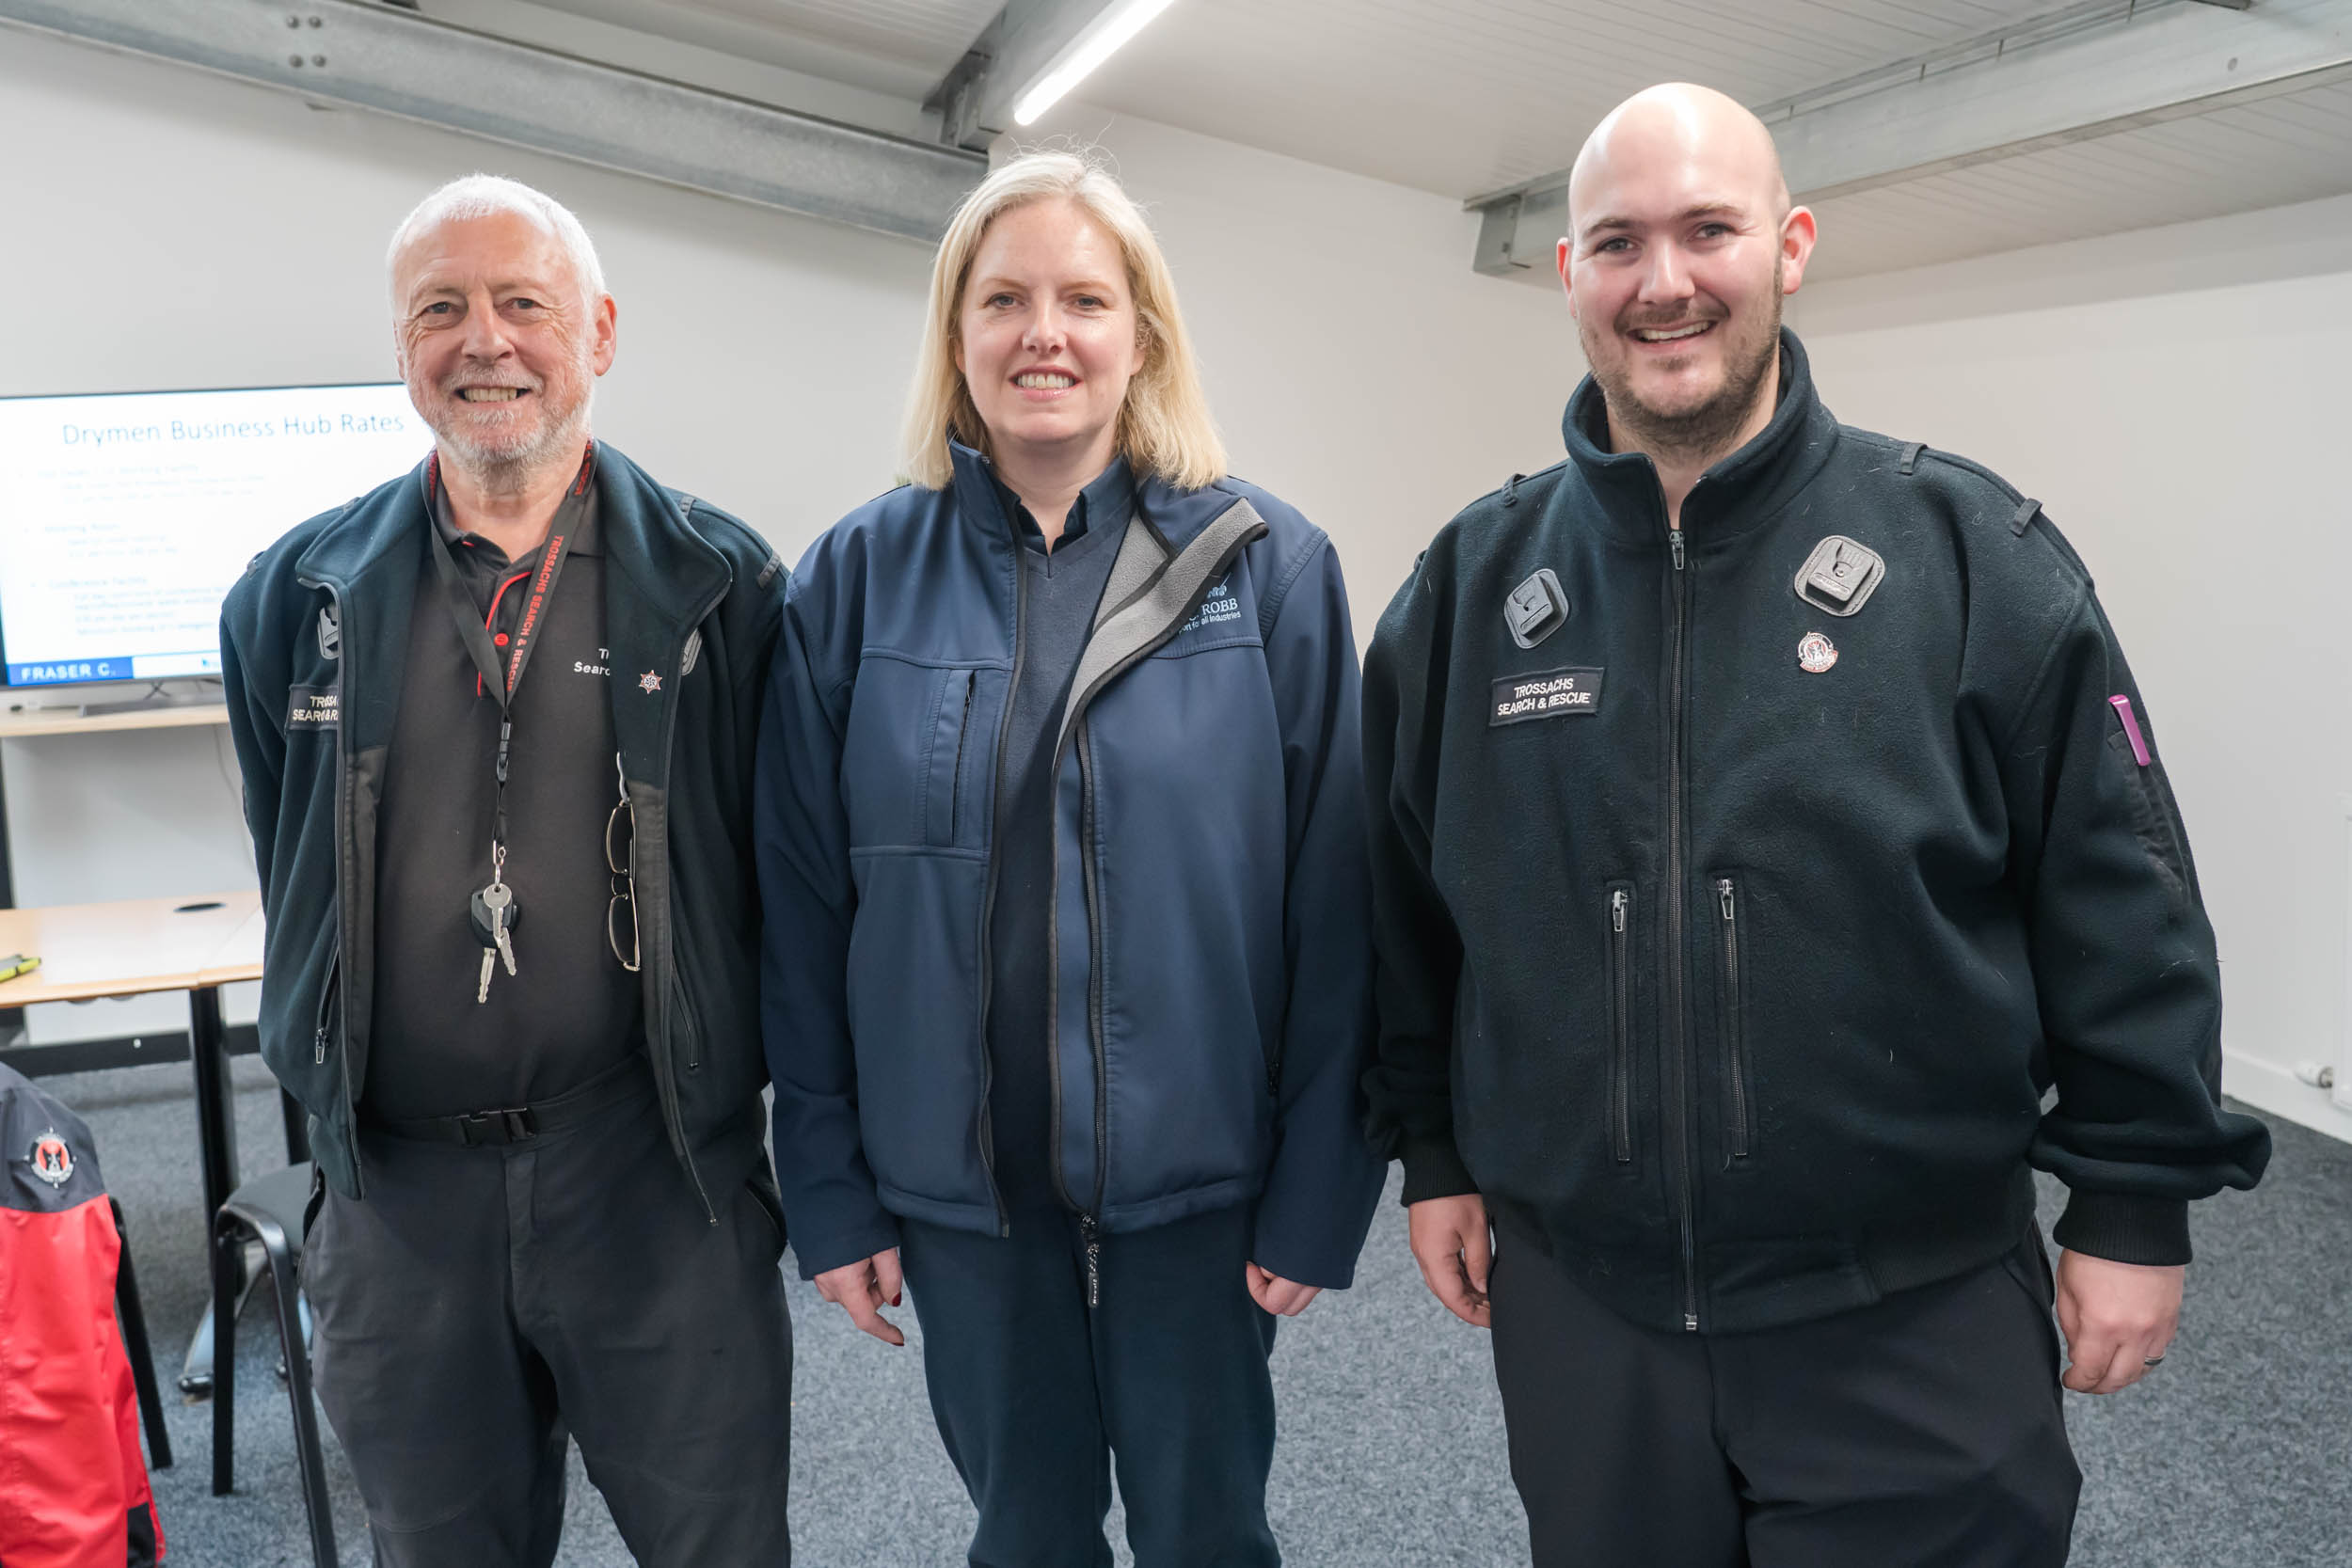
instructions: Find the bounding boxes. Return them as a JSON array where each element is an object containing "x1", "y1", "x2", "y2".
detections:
[{"x1": 34, "y1": 1056, "x2": 2349, "y2": 1566}]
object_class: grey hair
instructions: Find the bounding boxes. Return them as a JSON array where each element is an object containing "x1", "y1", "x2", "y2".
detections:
[{"x1": 385, "y1": 173, "x2": 608, "y2": 306}]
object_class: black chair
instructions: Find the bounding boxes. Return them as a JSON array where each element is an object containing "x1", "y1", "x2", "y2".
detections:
[
  {"x1": 107, "y1": 1196, "x2": 173, "y2": 1471},
  {"x1": 212, "y1": 1162, "x2": 338, "y2": 1568}
]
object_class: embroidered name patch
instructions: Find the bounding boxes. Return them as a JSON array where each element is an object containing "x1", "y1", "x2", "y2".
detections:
[
  {"x1": 287, "y1": 685, "x2": 340, "y2": 730},
  {"x1": 1490, "y1": 667, "x2": 1604, "y2": 725}
]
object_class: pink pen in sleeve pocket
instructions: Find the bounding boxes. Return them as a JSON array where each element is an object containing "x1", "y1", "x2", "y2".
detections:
[{"x1": 2107, "y1": 694, "x2": 2152, "y2": 767}]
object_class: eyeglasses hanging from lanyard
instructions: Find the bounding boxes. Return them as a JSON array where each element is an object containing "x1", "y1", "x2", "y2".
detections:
[{"x1": 425, "y1": 449, "x2": 594, "y2": 1002}]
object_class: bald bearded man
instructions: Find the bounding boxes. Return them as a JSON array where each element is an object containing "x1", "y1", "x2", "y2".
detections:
[{"x1": 1362, "y1": 85, "x2": 2267, "y2": 1567}]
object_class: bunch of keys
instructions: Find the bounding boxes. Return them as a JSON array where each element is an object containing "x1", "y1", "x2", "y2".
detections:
[{"x1": 470, "y1": 849, "x2": 521, "y2": 1003}]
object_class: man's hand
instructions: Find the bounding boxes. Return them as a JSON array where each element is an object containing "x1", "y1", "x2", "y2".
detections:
[
  {"x1": 2054, "y1": 1249, "x2": 2183, "y2": 1394},
  {"x1": 814, "y1": 1248, "x2": 905, "y2": 1347},
  {"x1": 1245, "y1": 1262, "x2": 1324, "y2": 1317},
  {"x1": 1407, "y1": 1195, "x2": 1492, "y2": 1328}
]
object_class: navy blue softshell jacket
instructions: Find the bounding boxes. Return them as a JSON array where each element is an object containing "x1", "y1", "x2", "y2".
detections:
[{"x1": 756, "y1": 444, "x2": 1385, "y2": 1288}]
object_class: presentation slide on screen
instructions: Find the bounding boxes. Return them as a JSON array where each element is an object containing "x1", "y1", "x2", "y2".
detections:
[{"x1": 0, "y1": 384, "x2": 432, "y2": 687}]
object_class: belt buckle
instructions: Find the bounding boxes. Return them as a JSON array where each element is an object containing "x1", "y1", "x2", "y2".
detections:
[{"x1": 456, "y1": 1106, "x2": 539, "y2": 1146}]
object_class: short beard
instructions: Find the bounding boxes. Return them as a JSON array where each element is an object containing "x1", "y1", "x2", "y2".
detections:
[
  {"x1": 420, "y1": 357, "x2": 593, "y2": 496},
  {"x1": 1585, "y1": 262, "x2": 1784, "y2": 467},
  {"x1": 436, "y1": 400, "x2": 590, "y2": 495}
]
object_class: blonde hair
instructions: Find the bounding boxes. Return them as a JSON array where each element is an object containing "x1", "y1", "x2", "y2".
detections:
[{"x1": 900, "y1": 150, "x2": 1226, "y2": 491}]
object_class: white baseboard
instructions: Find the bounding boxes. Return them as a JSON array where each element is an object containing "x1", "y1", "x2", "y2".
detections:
[{"x1": 2221, "y1": 1048, "x2": 2352, "y2": 1146}]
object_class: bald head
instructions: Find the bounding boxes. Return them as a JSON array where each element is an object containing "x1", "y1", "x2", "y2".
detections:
[
  {"x1": 1568, "y1": 83, "x2": 1789, "y2": 239},
  {"x1": 1554, "y1": 83, "x2": 1816, "y2": 473}
]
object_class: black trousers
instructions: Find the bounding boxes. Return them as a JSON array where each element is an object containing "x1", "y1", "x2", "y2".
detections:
[
  {"x1": 898, "y1": 1204, "x2": 1281, "y2": 1568},
  {"x1": 303, "y1": 1079, "x2": 795, "y2": 1567},
  {"x1": 1489, "y1": 1227, "x2": 2080, "y2": 1568}
]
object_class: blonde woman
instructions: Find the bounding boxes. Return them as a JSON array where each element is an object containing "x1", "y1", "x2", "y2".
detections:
[{"x1": 755, "y1": 150, "x2": 1383, "y2": 1564}]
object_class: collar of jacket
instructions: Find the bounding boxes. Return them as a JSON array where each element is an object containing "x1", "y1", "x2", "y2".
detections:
[
  {"x1": 297, "y1": 442, "x2": 728, "y2": 621},
  {"x1": 1558, "y1": 325, "x2": 1843, "y2": 553},
  {"x1": 292, "y1": 442, "x2": 732, "y2": 763},
  {"x1": 945, "y1": 437, "x2": 1242, "y2": 557}
]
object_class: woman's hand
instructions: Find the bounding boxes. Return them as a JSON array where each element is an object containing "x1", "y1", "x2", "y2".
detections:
[
  {"x1": 815, "y1": 1248, "x2": 906, "y2": 1346},
  {"x1": 1245, "y1": 1261, "x2": 1324, "y2": 1317}
]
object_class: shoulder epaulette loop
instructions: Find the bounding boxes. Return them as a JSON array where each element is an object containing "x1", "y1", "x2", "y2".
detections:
[
  {"x1": 1897, "y1": 441, "x2": 1926, "y2": 476},
  {"x1": 2010, "y1": 498, "x2": 2042, "y2": 538}
]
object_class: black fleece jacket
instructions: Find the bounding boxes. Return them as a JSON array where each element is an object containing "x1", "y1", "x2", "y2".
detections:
[{"x1": 1361, "y1": 330, "x2": 2269, "y2": 1334}]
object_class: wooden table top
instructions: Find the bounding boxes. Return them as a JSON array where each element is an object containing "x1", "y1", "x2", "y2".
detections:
[
  {"x1": 0, "y1": 703, "x2": 230, "y2": 740},
  {"x1": 0, "y1": 890, "x2": 263, "y2": 1005}
]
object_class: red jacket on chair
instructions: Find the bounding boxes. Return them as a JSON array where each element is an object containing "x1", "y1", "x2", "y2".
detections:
[{"x1": 0, "y1": 1062, "x2": 164, "y2": 1567}]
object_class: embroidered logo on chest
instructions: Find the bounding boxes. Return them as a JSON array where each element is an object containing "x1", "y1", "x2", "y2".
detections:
[{"x1": 1180, "y1": 578, "x2": 1244, "y2": 635}]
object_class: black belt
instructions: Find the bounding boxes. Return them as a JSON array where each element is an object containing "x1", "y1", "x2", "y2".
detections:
[{"x1": 363, "y1": 1056, "x2": 650, "y2": 1148}]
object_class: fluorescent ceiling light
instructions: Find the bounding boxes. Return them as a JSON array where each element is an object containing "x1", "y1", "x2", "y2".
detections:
[{"x1": 1011, "y1": 0, "x2": 1179, "y2": 125}]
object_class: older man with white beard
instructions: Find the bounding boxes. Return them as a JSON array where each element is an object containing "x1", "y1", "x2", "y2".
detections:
[{"x1": 220, "y1": 175, "x2": 795, "y2": 1565}]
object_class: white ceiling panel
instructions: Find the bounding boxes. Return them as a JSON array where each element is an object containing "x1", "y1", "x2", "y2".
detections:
[
  {"x1": 1805, "y1": 77, "x2": 2352, "y2": 279},
  {"x1": 1074, "y1": 0, "x2": 2084, "y2": 198},
  {"x1": 411, "y1": 0, "x2": 2352, "y2": 282}
]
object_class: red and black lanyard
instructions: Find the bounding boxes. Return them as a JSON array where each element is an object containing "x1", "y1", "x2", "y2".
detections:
[{"x1": 424, "y1": 445, "x2": 595, "y2": 863}]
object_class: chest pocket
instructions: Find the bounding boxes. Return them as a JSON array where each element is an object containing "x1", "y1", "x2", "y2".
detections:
[
  {"x1": 921, "y1": 667, "x2": 977, "y2": 847},
  {"x1": 844, "y1": 657, "x2": 993, "y2": 852}
]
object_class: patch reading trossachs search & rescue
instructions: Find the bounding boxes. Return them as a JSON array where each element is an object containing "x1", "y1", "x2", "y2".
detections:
[
  {"x1": 1489, "y1": 667, "x2": 1604, "y2": 726},
  {"x1": 286, "y1": 685, "x2": 340, "y2": 729}
]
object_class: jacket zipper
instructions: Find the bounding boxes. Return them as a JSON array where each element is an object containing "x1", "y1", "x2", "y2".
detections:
[
  {"x1": 1718, "y1": 878, "x2": 1749, "y2": 1161},
  {"x1": 1078, "y1": 720, "x2": 1108, "y2": 1307},
  {"x1": 313, "y1": 947, "x2": 342, "y2": 1066},
  {"x1": 1664, "y1": 525, "x2": 1699, "y2": 1331},
  {"x1": 972, "y1": 554, "x2": 1025, "y2": 1239},
  {"x1": 1609, "y1": 886, "x2": 1632, "y2": 1164},
  {"x1": 946, "y1": 671, "x2": 975, "y2": 845},
  {"x1": 299, "y1": 576, "x2": 365, "y2": 1196},
  {"x1": 652, "y1": 591, "x2": 727, "y2": 1226},
  {"x1": 1041, "y1": 509, "x2": 1265, "y2": 1296}
]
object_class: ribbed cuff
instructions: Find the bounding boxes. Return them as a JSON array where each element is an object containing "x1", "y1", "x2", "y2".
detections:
[
  {"x1": 1398, "y1": 1134, "x2": 1478, "y2": 1206},
  {"x1": 2051, "y1": 1191, "x2": 2191, "y2": 1266}
]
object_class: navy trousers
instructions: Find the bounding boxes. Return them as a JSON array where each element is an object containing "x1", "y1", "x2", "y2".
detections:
[
  {"x1": 1489, "y1": 1224, "x2": 2080, "y2": 1568},
  {"x1": 898, "y1": 1203, "x2": 1281, "y2": 1568}
]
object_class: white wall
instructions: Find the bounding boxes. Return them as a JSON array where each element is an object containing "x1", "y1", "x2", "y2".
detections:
[
  {"x1": 1790, "y1": 197, "x2": 2352, "y2": 1145},
  {"x1": 0, "y1": 30, "x2": 1568, "y2": 1040}
]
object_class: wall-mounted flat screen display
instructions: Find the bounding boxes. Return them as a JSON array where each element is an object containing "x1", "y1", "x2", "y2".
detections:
[{"x1": 0, "y1": 383, "x2": 431, "y2": 687}]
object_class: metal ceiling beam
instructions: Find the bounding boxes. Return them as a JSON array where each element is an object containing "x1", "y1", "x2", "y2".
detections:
[
  {"x1": 1468, "y1": 0, "x2": 2352, "y2": 278},
  {"x1": 929, "y1": 0, "x2": 1125, "y2": 149},
  {"x1": 0, "y1": 0, "x2": 987, "y2": 245}
]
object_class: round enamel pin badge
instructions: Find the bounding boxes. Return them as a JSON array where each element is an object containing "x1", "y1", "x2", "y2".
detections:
[
  {"x1": 28, "y1": 1128, "x2": 73, "y2": 1187},
  {"x1": 1797, "y1": 631, "x2": 1838, "y2": 673}
]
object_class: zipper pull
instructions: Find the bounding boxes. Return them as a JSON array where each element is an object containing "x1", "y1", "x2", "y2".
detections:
[
  {"x1": 1685, "y1": 1311, "x2": 1700, "y2": 1332},
  {"x1": 1669, "y1": 529, "x2": 1687, "y2": 571},
  {"x1": 314, "y1": 1027, "x2": 327, "y2": 1065},
  {"x1": 1611, "y1": 889, "x2": 1628, "y2": 932},
  {"x1": 1079, "y1": 1212, "x2": 1102, "y2": 1309},
  {"x1": 1718, "y1": 879, "x2": 1735, "y2": 921}
]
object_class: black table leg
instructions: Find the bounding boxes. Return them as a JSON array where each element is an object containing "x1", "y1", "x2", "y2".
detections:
[
  {"x1": 181, "y1": 984, "x2": 240, "y2": 1395},
  {"x1": 185, "y1": 985, "x2": 239, "y2": 1229}
]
